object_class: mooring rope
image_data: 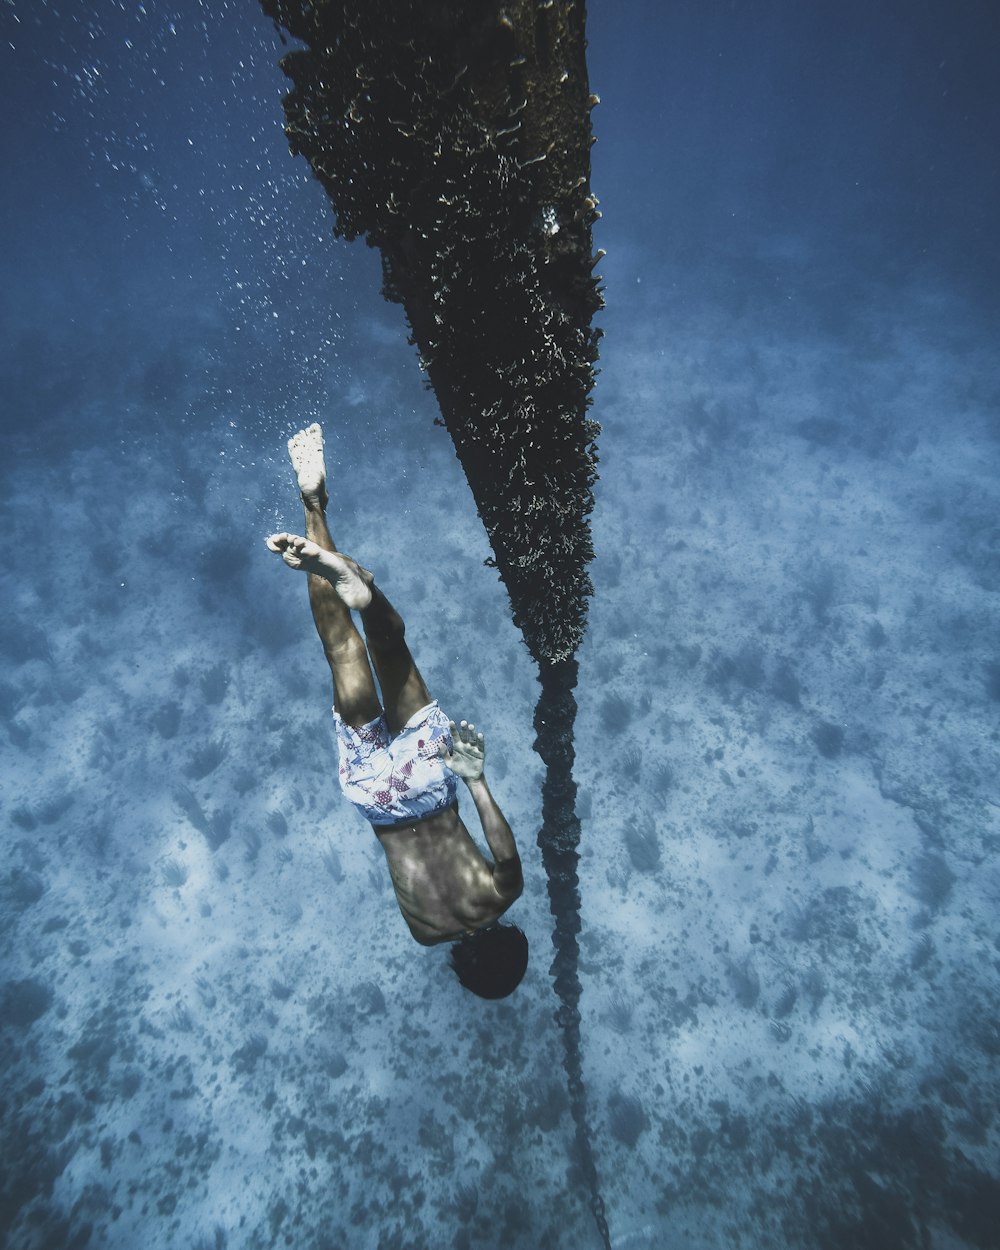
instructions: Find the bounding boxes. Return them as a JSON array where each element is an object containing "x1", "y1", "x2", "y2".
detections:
[{"x1": 535, "y1": 661, "x2": 612, "y2": 1250}]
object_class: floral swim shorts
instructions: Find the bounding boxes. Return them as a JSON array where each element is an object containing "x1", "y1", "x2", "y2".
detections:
[{"x1": 333, "y1": 700, "x2": 458, "y2": 828}]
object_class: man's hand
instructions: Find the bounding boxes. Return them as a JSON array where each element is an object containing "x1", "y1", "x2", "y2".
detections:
[{"x1": 438, "y1": 719, "x2": 485, "y2": 781}]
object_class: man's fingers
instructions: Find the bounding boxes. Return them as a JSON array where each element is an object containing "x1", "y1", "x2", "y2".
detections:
[{"x1": 447, "y1": 718, "x2": 485, "y2": 752}]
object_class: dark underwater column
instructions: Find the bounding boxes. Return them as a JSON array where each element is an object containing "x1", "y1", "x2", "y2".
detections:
[{"x1": 258, "y1": 4, "x2": 611, "y2": 1244}]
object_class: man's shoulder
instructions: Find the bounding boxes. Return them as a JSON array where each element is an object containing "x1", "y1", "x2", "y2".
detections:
[{"x1": 489, "y1": 856, "x2": 523, "y2": 902}]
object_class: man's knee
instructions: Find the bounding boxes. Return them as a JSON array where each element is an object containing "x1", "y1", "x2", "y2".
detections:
[{"x1": 324, "y1": 633, "x2": 369, "y2": 666}]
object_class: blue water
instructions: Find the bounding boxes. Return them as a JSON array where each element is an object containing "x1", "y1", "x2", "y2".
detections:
[{"x1": 2, "y1": 2, "x2": 999, "y2": 1247}]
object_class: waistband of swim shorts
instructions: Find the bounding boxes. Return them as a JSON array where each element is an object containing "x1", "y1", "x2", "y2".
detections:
[{"x1": 369, "y1": 793, "x2": 456, "y2": 830}]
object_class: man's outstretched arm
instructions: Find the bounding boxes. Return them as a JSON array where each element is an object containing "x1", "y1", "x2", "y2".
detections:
[
  {"x1": 463, "y1": 774, "x2": 522, "y2": 899},
  {"x1": 439, "y1": 719, "x2": 523, "y2": 899}
]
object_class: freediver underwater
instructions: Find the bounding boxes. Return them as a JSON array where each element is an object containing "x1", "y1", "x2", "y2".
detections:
[
  {"x1": 5, "y1": 2, "x2": 998, "y2": 1248},
  {"x1": 266, "y1": 422, "x2": 529, "y2": 999}
]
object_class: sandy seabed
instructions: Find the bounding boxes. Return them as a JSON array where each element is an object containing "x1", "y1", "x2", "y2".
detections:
[{"x1": 2, "y1": 260, "x2": 999, "y2": 1250}]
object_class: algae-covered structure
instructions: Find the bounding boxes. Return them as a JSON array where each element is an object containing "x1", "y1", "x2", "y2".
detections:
[
  {"x1": 261, "y1": 0, "x2": 603, "y2": 665},
  {"x1": 260, "y1": 2, "x2": 607, "y2": 1242}
]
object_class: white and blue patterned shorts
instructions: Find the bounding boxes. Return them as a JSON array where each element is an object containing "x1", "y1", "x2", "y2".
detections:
[{"x1": 333, "y1": 700, "x2": 458, "y2": 827}]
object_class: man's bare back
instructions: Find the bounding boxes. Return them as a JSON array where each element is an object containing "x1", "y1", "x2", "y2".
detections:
[{"x1": 375, "y1": 804, "x2": 519, "y2": 945}]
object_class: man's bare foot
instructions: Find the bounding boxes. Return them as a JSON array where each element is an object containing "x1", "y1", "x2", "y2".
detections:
[
  {"x1": 265, "y1": 533, "x2": 373, "y2": 609},
  {"x1": 288, "y1": 423, "x2": 328, "y2": 510}
]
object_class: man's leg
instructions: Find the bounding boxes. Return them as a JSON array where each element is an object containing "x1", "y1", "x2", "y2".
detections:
[
  {"x1": 360, "y1": 585, "x2": 434, "y2": 737},
  {"x1": 291, "y1": 425, "x2": 434, "y2": 733},
  {"x1": 301, "y1": 505, "x2": 383, "y2": 727},
  {"x1": 269, "y1": 424, "x2": 381, "y2": 727}
]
